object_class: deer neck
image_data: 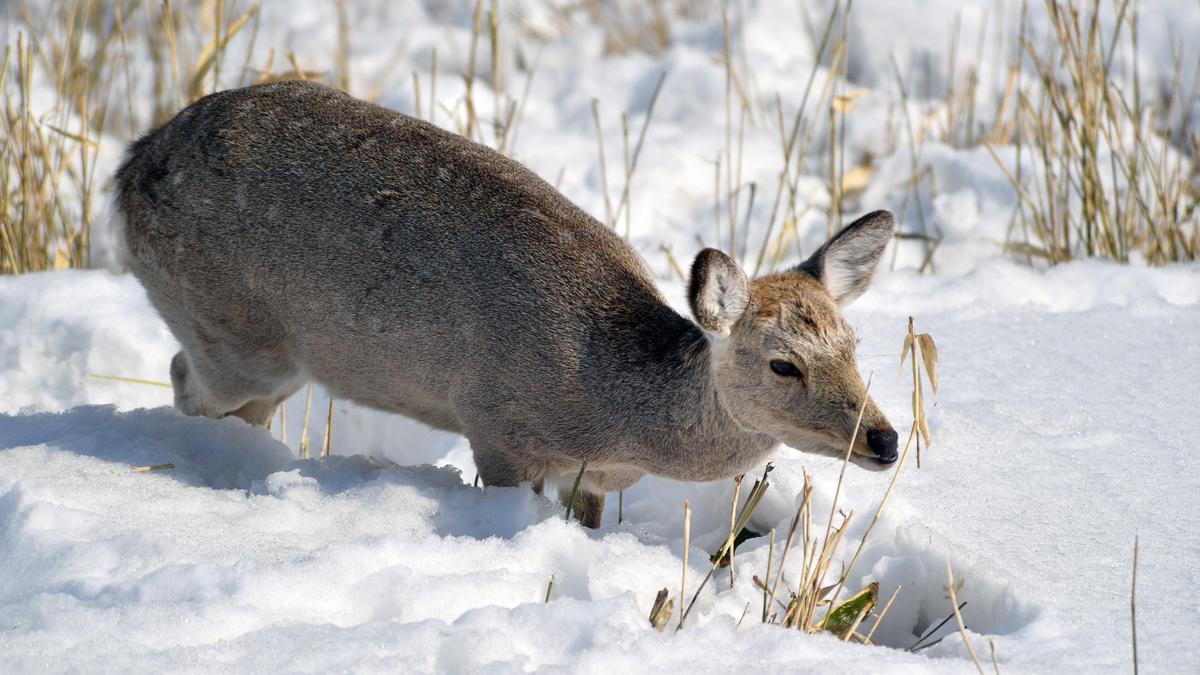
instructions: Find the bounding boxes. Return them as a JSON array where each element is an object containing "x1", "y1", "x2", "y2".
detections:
[{"x1": 630, "y1": 319, "x2": 779, "y2": 482}]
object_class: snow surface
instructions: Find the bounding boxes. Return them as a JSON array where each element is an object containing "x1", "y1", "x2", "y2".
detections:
[
  {"x1": 2, "y1": 0, "x2": 1200, "y2": 673},
  {"x1": 3, "y1": 263, "x2": 1197, "y2": 674}
]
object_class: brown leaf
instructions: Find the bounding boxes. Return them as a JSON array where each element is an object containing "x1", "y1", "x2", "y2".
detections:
[
  {"x1": 916, "y1": 333, "x2": 938, "y2": 394},
  {"x1": 833, "y1": 88, "x2": 869, "y2": 113},
  {"x1": 899, "y1": 332, "x2": 913, "y2": 381},
  {"x1": 840, "y1": 164, "x2": 874, "y2": 195},
  {"x1": 915, "y1": 383, "x2": 932, "y2": 447},
  {"x1": 649, "y1": 588, "x2": 674, "y2": 632}
]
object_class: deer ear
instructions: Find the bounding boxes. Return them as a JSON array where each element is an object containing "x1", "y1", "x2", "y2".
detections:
[
  {"x1": 689, "y1": 248, "x2": 749, "y2": 336},
  {"x1": 797, "y1": 210, "x2": 894, "y2": 307}
]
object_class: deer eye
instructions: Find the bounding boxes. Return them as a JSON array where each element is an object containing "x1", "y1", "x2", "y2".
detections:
[{"x1": 769, "y1": 360, "x2": 803, "y2": 379}]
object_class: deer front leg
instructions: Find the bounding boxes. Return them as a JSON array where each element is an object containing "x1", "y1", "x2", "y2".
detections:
[{"x1": 558, "y1": 483, "x2": 605, "y2": 529}]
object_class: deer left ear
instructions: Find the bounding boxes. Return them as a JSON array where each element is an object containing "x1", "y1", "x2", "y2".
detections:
[{"x1": 796, "y1": 210, "x2": 894, "y2": 307}]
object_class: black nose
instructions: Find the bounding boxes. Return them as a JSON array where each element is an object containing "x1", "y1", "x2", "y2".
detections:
[{"x1": 866, "y1": 429, "x2": 899, "y2": 463}]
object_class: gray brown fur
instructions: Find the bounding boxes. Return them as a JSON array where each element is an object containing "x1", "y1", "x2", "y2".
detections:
[{"x1": 116, "y1": 80, "x2": 897, "y2": 528}]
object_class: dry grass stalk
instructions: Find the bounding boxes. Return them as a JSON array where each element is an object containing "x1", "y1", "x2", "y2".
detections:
[
  {"x1": 89, "y1": 374, "x2": 171, "y2": 388},
  {"x1": 826, "y1": 420, "x2": 916, "y2": 614},
  {"x1": 563, "y1": 461, "x2": 588, "y2": 522},
  {"x1": 761, "y1": 527, "x2": 776, "y2": 621},
  {"x1": 900, "y1": 317, "x2": 937, "y2": 465},
  {"x1": 319, "y1": 396, "x2": 334, "y2": 458},
  {"x1": 462, "y1": 0, "x2": 485, "y2": 141},
  {"x1": 985, "y1": 0, "x2": 1200, "y2": 265},
  {"x1": 570, "y1": 0, "x2": 675, "y2": 56},
  {"x1": 863, "y1": 583, "x2": 901, "y2": 644},
  {"x1": 887, "y1": 54, "x2": 942, "y2": 272},
  {"x1": 334, "y1": 0, "x2": 350, "y2": 92},
  {"x1": 823, "y1": 372, "x2": 872, "y2": 549},
  {"x1": 726, "y1": 474, "x2": 743, "y2": 587},
  {"x1": 825, "y1": 2, "x2": 854, "y2": 236},
  {"x1": 721, "y1": 8, "x2": 735, "y2": 256},
  {"x1": 428, "y1": 48, "x2": 437, "y2": 126},
  {"x1": 678, "y1": 466, "x2": 773, "y2": 627},
  {"x1": 132, "y1": 463, "x2": 175, "y2": 472},
  {"x1": 278, "y1": 396, "x2": 287, "y2": 445},
  {"x1": 609, "y1": 70, "x2": 667, "y2": 234},
  {"x1": 187, "y1": 5, "x2": 257, "y2": 102},
  {"x1": 1131, "y1": 535, "x2": 1139, "y2": 675},
  {"x1": 500, "y1": 45, "x2": 541, "y2": 157},
  {"x1": 946, "y1": 559, "x2": 986, "y2": 674},
  {"x1": 488, "y1": 4, "x2": 502, "y2": 148},
  {"x1": 298, "y1": 383, "x2": 314, "y2": 460},
  {"x1": 411, "y1": 69, "x2": 422, "y2": 119},
  {"x1": 764, "y1": 470, "x2": 809, "y2": 621},
  {"x1": 591, "y1": 98, "x2": 615, "y2": 227},
  {"x1": 734, "y1": 601, "x2": 751, "y2": 627},
  {"x1": 677, "y1": 499, "x2": 691, "y2": 630},
  {"x1": 752, "y1": 4, "x2": 840, "y2": 277}
]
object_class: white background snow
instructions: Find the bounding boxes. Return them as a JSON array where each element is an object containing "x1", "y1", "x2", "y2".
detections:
[{"x1": 2, "y1": 1, "x2": 1199, "y2": 673}]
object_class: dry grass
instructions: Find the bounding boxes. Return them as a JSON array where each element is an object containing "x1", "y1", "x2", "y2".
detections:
[
  {"x1": 3, "y1": 0, "x2": 694, "y2": 275},
  {"x1": 1, "y1": 29, "x2": 97, "y2": 274},
  {"x1": 991, "y1": 0, "x2": 1199, "y2": 264},
  {"x1": 0, "y1": 0, "x2": 271, "y2": 274},
  {"x1": 7, "y1": 2, "x2": 1193, "y2": 277},
  {"x1": 536, "y1": 1, "x2": 712, "y2": 57}
]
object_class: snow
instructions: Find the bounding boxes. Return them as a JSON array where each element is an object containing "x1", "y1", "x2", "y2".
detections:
[
  {"x1": 3, "y1": 0, "x2": 1200, "y2": 672},
  {"x1": 3, "y1": 262, "x2": 1197, "y2": 673}
]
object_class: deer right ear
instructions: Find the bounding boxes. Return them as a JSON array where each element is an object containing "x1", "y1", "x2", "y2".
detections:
[
  {"x1": 688, "y1": 248, "x2": 749, "y2": 336},
  {"x1": 796, "y1": 210, "x2": 894, "y2": 307}
]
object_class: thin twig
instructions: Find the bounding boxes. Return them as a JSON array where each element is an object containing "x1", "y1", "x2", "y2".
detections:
[
  {"x1": 864, "y1": 584, "x2": 901, "y2": 644},
  {"x1": 908, "y1": 601, "x2": 968, "y2": 652},
  {"x1": 1131, "y1": 535, "x2": 1139, "y2": 675},
  {"x1": 762, "y1": 528, "x2": 776, "y2": 622},
  {"x1": 564, "y1": 461, "x2": 588, "y2": 522}
]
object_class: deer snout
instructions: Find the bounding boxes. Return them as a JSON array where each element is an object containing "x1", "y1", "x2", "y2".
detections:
[{"x1": 866, "y1": 428, "x2": 899, "y2": 464}]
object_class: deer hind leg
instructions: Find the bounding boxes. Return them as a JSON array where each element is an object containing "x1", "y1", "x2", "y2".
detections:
[
  {"x1": 170, "y1": 346, "x2": 303, "y2": 427},
  {"x1": 558, "y1": 482, "x2": 606, "y2": 529}
]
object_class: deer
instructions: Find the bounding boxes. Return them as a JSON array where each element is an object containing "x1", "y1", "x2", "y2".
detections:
[{"x1": 115, "y1": 79, "x2": 898, "y2": 528}]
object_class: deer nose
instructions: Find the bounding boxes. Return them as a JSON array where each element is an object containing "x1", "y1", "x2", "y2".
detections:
[{"x1": 866, "y1": 429, "x2": 898, "y2": 463}]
